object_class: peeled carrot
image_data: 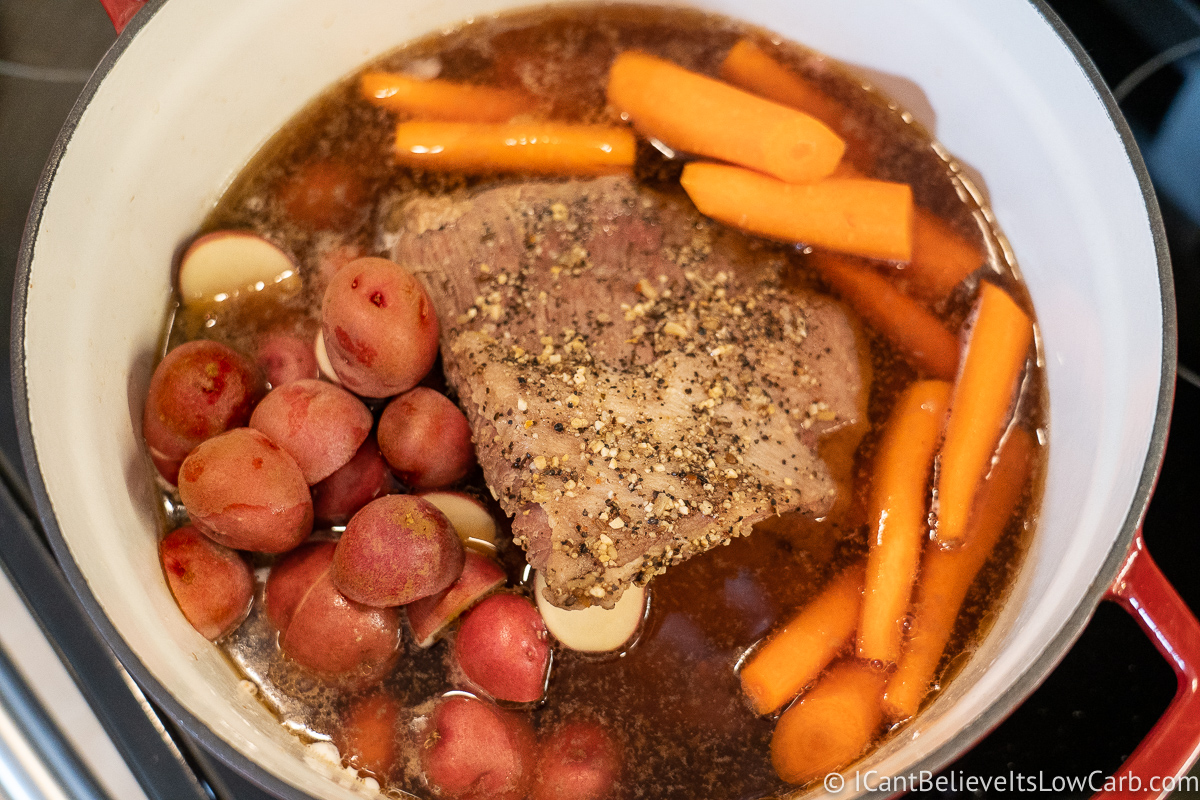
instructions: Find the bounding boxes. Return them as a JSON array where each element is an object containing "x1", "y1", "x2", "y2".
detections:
[
  {"x1": 360, "y1": 72, "x2": 538, "y2": 123},
  {"x1": 857, "y1": 380, "x2": 952, "y2": 665},
  {"x1": 740, "y1": 565, "x2": 864, "y2": 715},
  {"x1": 394, "y1": 122, "x2": 636, "y2": 175},
  {"x1": 909, "y1": 207, "x2": 986, "y2": 301},
  {"x1": 681, "y1": 162, "x2": 913, "y2": 261},
  {"x1": 771, "y1": 659, "x2": 886, "y2": 785},
  {"x1": 884, "y1": 427, "x2": 1035, "y2": 720},
  {"x1": 811, "y1": 252, "x2": 960, "y2": 379},
  {"x1": 607, "y1": 51, "x2": 845, "y2": 184},
  {"x1": 934, "y1": 282, "x2": 1033, "y2": 547}
]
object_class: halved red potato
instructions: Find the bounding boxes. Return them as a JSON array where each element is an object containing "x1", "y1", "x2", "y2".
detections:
[
  {"x1": 534, "y1": 572, "x2": 646, "y2": 653},
  {"x1": 313, "y1": 330, "x2": 341, "y2": 384},
  {"x1": 312, "y1": 435, "x2": 392, "y2": 525},
  {"x1": 406, "y1": 550, "x2": 507, "y2": 647},
  {"x1": 256, "y1": 331, "x2": 319, "y2": 388},
  {"x1": 454, "y1": 594, "x2": 550, "y2": 703},
  {"x1": 159, "y1": 525, "x2": 253, "y2": 641},
  {"x1": 177, "y1": 231, "x2": 300, "y2": 307},
  {"x1": 378, "y1": 388, "x2": 476, "y2": 489},
  {"x1": 531, "y1": 720, "x2": 622, "y2": 800},
  {"x1": 249, "y1": 379, "x2": 373, "y2": 484},
  {"x1": 334, "y1": 690, "x2": 401, "y2": 782},
  {"x1": 418, "y1": 491, "x2": 498, "y2": 551},
  {"x1": 419, "y1": 695, "x2": 536, "y2": 800}
]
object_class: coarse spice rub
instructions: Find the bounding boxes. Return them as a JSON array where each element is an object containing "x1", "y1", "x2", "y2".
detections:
[{"x1": 385, "y1": 176, "x2": 866, "y2": 609}]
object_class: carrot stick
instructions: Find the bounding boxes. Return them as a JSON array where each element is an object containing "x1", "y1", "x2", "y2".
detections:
[
  {"x1": 934, "y1": 282, "x2": 1033, "y2": 547},
  {"x1": 771, "y1": 659, "x2": 886, "y2": 785},
  {"x1": 681, "y1": 162, "x2": 913, "y2": 261},
  {"x1": 810, "y1": 252, "x2": 960, "y2": 379},
  {"x1": 607, "y1": 51, "x2": 845, "y2": 183},
  {"x1": 884, "y1": 427, "x2": 1035, "y2": 720},
  {"x1": 740, "y1": 565, "x2": 864, "y2": 715},
  {"x1": 394, "y1": 122, "x2": 636, "y2": 175},
  {"x1": 360, "y1": 72, "x2": 538, "y2": 123},
  {"x1": 908, "y1": 207, "x2": 986, "y2": 301},
  {"x1": 857, "y1": 380, "x2": 952, "y2": 665}
]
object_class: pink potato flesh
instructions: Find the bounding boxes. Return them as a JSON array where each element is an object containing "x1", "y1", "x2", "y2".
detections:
[
  {"x1": 312, "y1": 435, "x2": 392, "y2": 525},
  {"x1": 334, "y1": 690, "x2": 401, "y2": 781},
  {"x1": 378, "y1": 388, "x2": 476, "y2": 489},
  {"x1": 265, "y1": 541, "x2": 401, "y2": 680},
  {"x1": 406, "y1": 550, "x2": 507, "y2": 647},
  {"x1": 178, "y1": 428, "x2": 313, "y2": 553},
  {"x1": 321, "y1": 257, "x2": 439, "y2": 398},
  {"x1": 249, "y1": 378, "x2": 373, "y2": 484},
  {"x1": 142, "y1": 339, "x2": 263, "y2": 484},
  {"x1": 159, "y1": 525, "x2": 253, "y2": 640},
  {"x1": 531, "y1": 720, "x2": 622, "y2": 800},
  {"x1": 454, "y1": 594, "x2": 550, "y2": 703},
  {"x1": 332, "y1": 495, "x2": 465, "y2": 607},
  {"x1": 256, "y1": 331, "x2": 319, "y2": 388},
  {"x1": 420, "y1": 696, "x2": 536, "y2": 800}
]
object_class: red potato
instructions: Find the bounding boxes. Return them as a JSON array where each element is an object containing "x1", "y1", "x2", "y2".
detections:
[
  {"x1": 312, "y1": 435, "x2": 392, "y2": 525},
  {"x1": 334, "y1": 691, "x2": 401, "y2": 781},
  {"x1": 321, "y1": 257, "x2": 440, "y2": 398},
  {"x1": 420, "y1": 695, "x2": 537, "y2": 800},
  {"x1": 279, "y1": 160, "x2": 367, "y2": 230},
  {"x1": 176, "y1": 231, "x2": 301, "y2": 308},
  {"x1": 531, "y1": 720, "x2": 622, "y2": 800},
  {"x1": 454, "y1": 594, "x2": 551, "y2": 703},
  {"x1": 331, "y1": 495, "x2": 465, "y2": 607},
  {"x1": 407, "y1": 550, "x2": 507, "y2": 647},
  {"x1": 178, "y1": 428, "x2": 312, "y2": 553},
  {"x1": 265, "y1": 542, "x2": 401, "y2": 680},
  {"x1": 142, "y1": 340, "x2": 263, "y2": 484},
  {"x1": 159, "y1": 525, "x2": 253, "y2": 640},
  {"x1": 317, "y1": 242, "x2": 365, "y2": 291},
  {"x1": 314, "y1": 330, "x2": 341, "y2": 385},
  {"x1": 249, "y1": 379, "x2": 373, "y2": 484},
  {"x1": 378, "y1": 388, "x2": 476, "y2": 489},
  {"x1": 256, "y1": 331, "x2": 319, "y2": 387},
  {"x1": 419, "y1": 491, "x2": 498, "y2": 549}
]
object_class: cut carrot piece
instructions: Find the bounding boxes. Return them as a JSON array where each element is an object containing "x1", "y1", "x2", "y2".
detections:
[
  {"x1": 857, "y1": 380, "x2": 952, "y2": 665},
  {"x1": 934, "y1": 283, "x2": 1033, "y2": 547},
  {"x1": 740, "y1": 565, "x2": 864, "y2": 715},
  {"x1": 884, "y1": 427, "x2": 1035, "y2": 720},
  {"x1": 810, "y1": 252, "x2": 960, "y2": 379},
  {"x1": 360, "y1": 72, "x2": 538, "y2": 123},
  {"x1": 908, "y1": 207, "x2": 986, "y2": 301},
  {"x1": 394, "y1": 122, "x2": 636, "y2": 175},
  {"x1": 607, "y1": 51, "x2": 845, "y2": 183},
  {"x1": 681, "y1": 162, "x2": 913, "y2": 262},
  {"x1": 771, "y1": 659, "x2": 886, "y2": 785}
]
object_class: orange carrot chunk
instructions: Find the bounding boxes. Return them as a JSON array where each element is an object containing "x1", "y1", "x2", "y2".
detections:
[
  {"x1": 607, "y1": 51, "x2": 845, "y2": 184},
  {"x1": 740, "y1": 565, "x2": 864, "y2": 716},
  {"x1": 771, "y1": 659, "x2": 886, "y2": 785},
  {"x1": 884, "y1": 427, "x2": 1035, "y2": 720},
  {"x1": 934, "y1": 282, "x2": 1033, "y2": 546},
  {"x1": 681, "y1": 162, "x2": 913, "y2": 262},
  {"x1": 360, "y1": 72, "x2": 539, "y2": 123},
  {"x1": 908, "y1": 207, "x2": 987, "y2": 301},
  {"x1": 857, "y1": 380, "x2": 952, "y2": 665},
  {"x1": 811, "y1": 252, "x2": 960, "y2": 379},
  {"x1": 394, "y1": 122, "x2": 636, "y2": 175}
]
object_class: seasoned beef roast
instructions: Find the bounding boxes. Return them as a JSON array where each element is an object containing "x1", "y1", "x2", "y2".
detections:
[{"x1": 386, "y1": 176, "x2": 865, "y2": 608}]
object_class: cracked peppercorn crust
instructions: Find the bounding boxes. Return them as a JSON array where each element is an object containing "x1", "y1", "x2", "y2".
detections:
[{"x1": 386, "y1": 176, "x2": 865, "y2": 609}]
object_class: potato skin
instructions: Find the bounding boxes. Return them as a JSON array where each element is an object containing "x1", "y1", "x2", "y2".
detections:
[
  {"x1": 531, "y1": 720, "x2": 622, "y2": 800},
  {"x1": 331, "y1": 495, "x2": 464, "y2": 607},
  {"x1": 321, "y1": 257, "x2": 439, "y2": 398},
  {"x1": 250, "y1": 378, "x2": 373, "y2": 484},
  {"x1": 312, "y1": 435, "x2": 392, "y2": 525},
  {"x1": 142, "y1": 340, "x2": 263, "y2": 484},
  {"x1": 178, "y1": 428, "x2": 313, "y2": 553},
  {"x1": 256, "y1": 331, "x2": 319, "y2": 388},
  {"x1": 419, "y1": 696, "x2": 536, "y2": 800},
  {"x1": 334, "y1": 690, "x2": 401, "y2": 782},
  {"x1": 378, "y1": 388, "x2": 476, "y2": 489},
  {"x1": 454, "y1": 594, "x2": 551, "y2": 703},
  {"x1": 279, "y1": 160, "x2": 366, "y2": 231},
  {"x1": 159, "y1": 525, "x2": 253, "y2": 640}
]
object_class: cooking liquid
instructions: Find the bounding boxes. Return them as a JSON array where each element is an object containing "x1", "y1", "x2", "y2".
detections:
[{"x1": 162, "y1": 6, "x2": 1045, "y2": 798}]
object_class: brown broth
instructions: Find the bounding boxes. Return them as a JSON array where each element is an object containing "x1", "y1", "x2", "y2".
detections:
[{"x1": 158, "y1": 5, "x2": 1046, "y2": 798}]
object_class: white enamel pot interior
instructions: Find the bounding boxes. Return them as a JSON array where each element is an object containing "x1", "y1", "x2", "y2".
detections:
[{"x1": 13, "y1": 0, "x2": 1173, "y2": 798}]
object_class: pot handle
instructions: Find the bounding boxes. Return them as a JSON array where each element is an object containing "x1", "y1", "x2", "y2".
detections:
[
  {"x1": 1093, "y1": 532, "x2": 1200, "y2": 799},
  {"x1": 98, "y1": 0, "x2": 146, "y2": 33}
]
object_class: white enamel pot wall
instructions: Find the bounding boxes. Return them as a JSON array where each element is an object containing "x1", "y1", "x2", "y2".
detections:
[{"x1": 13, "y1": 0, "x2": 1200, "y2": 798}]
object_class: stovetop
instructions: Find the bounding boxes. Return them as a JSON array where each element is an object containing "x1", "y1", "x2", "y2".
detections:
[{"x1": 2, "y1": 1, "x2": 1199, "y2": 799}]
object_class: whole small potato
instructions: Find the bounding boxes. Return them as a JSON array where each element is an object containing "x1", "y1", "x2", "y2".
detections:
[
  {"x1": 250, "y1": 379, "x2": 373, "y2": 484},
  {"x1": 378, "y1": 388, "x2": 476, "y2": 489},
  {"x1": 531, "y1": 720, "x2": 622, "y2": 800},
  {"x1": 321, "y1": 257, "x2": 439, "y2": 397},
  {"x1": 420, "y1": 696, "x2": 536, "y2": 800},
  {"x1": 265, "y1": 542, "x2": 401, "y2": 680},
  {"x1": 178, "y1": 428, "x2": 312, "y2": 553},
  {"x1": 334, "y1": 690, "x2": 401, "y2": 782},
  {"x1": 279, "y1": 160, "x2": 366, "y2": 231},
  {"x1": 159, "y1": 525, "x2": 253, "y2": 640},
  {"x1": 312, "y1": 435, "x2": 392, "y2": 525},
  {"x1": 454, "y1": 594, "x2": 550, "y2": 703},
  {"x1": 142, "y1": 340, "x2": 263, "y2": 484},
  {"x1": 256, "y1": 331, "x2": 319, "y2": 388},
  {"x1": 331, "y1": 495, "x2": 464, "y2": 607}
]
